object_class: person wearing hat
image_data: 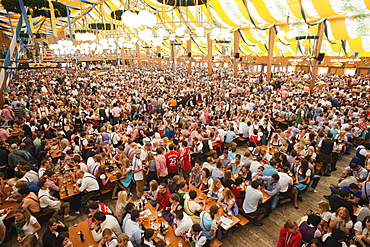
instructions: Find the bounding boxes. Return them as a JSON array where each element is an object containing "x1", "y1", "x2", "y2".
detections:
[{"x1": 132, "y1": 148, "x2": 146, "y2": 198}]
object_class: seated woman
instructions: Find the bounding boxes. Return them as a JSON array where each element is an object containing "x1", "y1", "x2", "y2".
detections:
[
  {"x1": 55, "y1": 232, "x2": 73, "y2": 247},
  {"x1": 354, "y1": 215, "x2": 370, "y2": 247},
  {"x1": 143, "y1": 180, "x2": 159, "y2": 207},
  {"x1": 199, "y1": 205, "x2": 220, "y2": 240},
  {"x1": 115, "y1": 191, "x2": 132, "y2": 225},
  {"x1": 98, "y1": 228, "x2": 117, "y2": 247},
  {"x1": 142, "y1": 229, "x2": 156, "y2": 247},
  {"x1": 163, "y1": 194, "x2": 182, "y2": 225},
  {"x1": 222, "y1": 170, "x2": 234, "y2": 190},
  {"x1": 217, "y1": 188, "x2": 239, "y2": 216},
  {"x1": 117, "y1": 233, "x2": 134, "y2": 247},
  {"x1": 313, "y1": 201, "x2": 331, "y2": 229},
  {"x1": 207, "y1": 179, "x2": 224, "y2": 200},
  {"x1": 291, "y1": 159, "x2": 311, "y2": 209},
  {"x1": 240, "y1": 164, "x2": 252, "y2": 182},
  {"x1": 231, "y1": 178, "x2": 245, "y2": 208},
  {"x1": 299, "y1": 214, "x2": 322, "y2": 243},
  {"x1": 277, "y1": 219, "x2": 302, "y2": 247},
  {"x1": 329, "y1": 207, "x2": 353, "y2": 235},
  {"x1": 197, "y1": 168, "x2": 213, "y2": 194},
  {"x1": 184, "y1": 190, "x2": 206, "y2": 224},
  {"x1": 96, "y1": 165, "x2": 118, "y2": 199}
]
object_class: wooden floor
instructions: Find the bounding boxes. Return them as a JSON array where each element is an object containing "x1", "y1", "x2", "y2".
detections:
[{"x1": 3, "y1": 150, "x2": 353, "y2": 247}]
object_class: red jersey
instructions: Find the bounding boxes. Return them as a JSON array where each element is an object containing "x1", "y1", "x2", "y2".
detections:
[
  {"x1": 165, "y1": 151, "x2": 180, "y2": 173},
  {"x1": 182, "y1": 147, "x2": 191, "y2": 171},
  {"x1": 98, "y1": 202, "x2": 113, "y2": 215}
]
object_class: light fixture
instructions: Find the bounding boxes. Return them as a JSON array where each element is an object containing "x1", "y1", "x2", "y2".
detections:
[
  {"x1": 176, "y1": 27, "x2": 185, "y2": 36},
  {"x1": 277, "y1": 30, "x2": 286, "y2": 39},
  {"x1": 195, "y1": 27, "x2": 205, "y2": 36},
  {"x1": 169, "y1": 34, "x2": 176, "y2": 41}
]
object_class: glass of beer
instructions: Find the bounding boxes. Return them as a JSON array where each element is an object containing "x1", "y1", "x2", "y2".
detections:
[{"x1": 67, "y1": 178, "x2": 72, "y2": 185}]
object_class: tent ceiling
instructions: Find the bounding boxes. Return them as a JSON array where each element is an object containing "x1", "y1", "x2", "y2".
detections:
[{"x1": 0, "y1": 0, "x2": 369, "y2": 56}]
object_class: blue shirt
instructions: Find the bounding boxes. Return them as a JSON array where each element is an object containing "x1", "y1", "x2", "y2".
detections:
[
  {"x1": 263, "y1": 165, "x2": 278, "y2": 177},
  {"x1": 341, "y1": 185, "x2": 362, "y2": 199},
  {"x1": 225, "y1": 131, "x2": 236, "y2": 144},
  {"x1": 125, "y1": 219, "x2": 142, "y2": 247},
  {"x1": 211, "y1": 168, "x2": 224, "y2": 180}
]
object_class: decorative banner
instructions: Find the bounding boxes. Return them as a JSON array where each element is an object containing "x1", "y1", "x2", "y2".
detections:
[{"x1": 48, "y1": 0, "x2": 58, "y2": 39}]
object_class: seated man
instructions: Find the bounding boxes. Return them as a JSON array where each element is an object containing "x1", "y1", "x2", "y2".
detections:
[
  {"x1": 42, "y1": 218, "x2": 68, "y2": 247},
  {"x1": 18, "y1": 187, "x2": 41, "y2": 216},
  {"x1": 156, "y1": 183, "x2": 171, "y2": 212},
  {"x1": 173, "y1": 210, "x2": 192, "y2": 237},
  {"x1": 328, "y1": 189, "x2": 354, "y2": 217},
  {"x1": 37, "y1": 178, "x2": 76, "y2": 221},
  {"x1": 87, "y1": 201, "x2": 113, "y2": 228},
  {"x1": 123, "y1": 210, "x2": 142, "y2": 247},
  {"x1": 73, "y1": 170, "x2": 100, "y2": 208},
  {"x1": 340, "y1": 183, "x2": 362, "y2": 204},
  {"x1": 211, "y1": 162, "x2": 224, "y2": 180},
  {"x1": 328, "y1": 169, "x2": 357, "y2": 195},
  {"x1": 345, "y1": 163, "x2": 368, "y2": 181},
  {"x1": 242, "y1": 180, "x2": 267, "y2": 226},
  {"x1": 184, "y1": 190, "x2": 206, "y2": 224},
  {"x1": 91, "y1": 212, "x2": 122, "y2": 242},
  {"x1": 185, "y1": 224, "x2": 207, "y2": 247}
]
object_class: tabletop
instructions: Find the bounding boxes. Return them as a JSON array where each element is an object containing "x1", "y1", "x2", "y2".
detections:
[
  {"x1": 69, "y1": 220, "x2": 98, "y2": 247},
  {"x1": 187, "y1": 184, "x2": 240, "y2": 231},
  {"x1": 0, "y1": 184, "x2": 21, "y2": 219},
  {"x1": 136, "y1": 200, "x2": 190, "y2": 247}
]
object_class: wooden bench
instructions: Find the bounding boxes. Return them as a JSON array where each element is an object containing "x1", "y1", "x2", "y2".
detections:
[
  {"x1": 236, "y1": 214, "x2": 250, "y2": 226},
  {"x1": 100, "y1": 189, "x2": 111, "y2": 194},
  {"x1": 210, "y1": 238, "x2": 223, "y2": 247}
]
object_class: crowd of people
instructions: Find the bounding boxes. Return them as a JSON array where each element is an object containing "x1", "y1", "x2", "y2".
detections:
[{"x1": 0, "y1": 65, "x2": 369, "y2": 247}]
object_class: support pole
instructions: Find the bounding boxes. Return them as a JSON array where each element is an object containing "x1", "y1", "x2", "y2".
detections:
[
  {"x1": 187, "y1": 39, "x2": 192, "y2": 74},
  {"x1": 233, "y1": 31, "x2": 240, "y2": 77},
  {"x1": 157, "y1": 46, "x2": 162, "y2": 70},
  {"x1": 170, "y1": 41, "x2": 176, "y2": 72},
  {"x1": 310, "y1": 21, "x2": 325, "y2": 92},
  {"x1": 207, "y1": 36, "x2": 213, "y2": 75},
  {"x1": 136, "y1": 43, "x2": 141, "y2": 69},
  {"x1": 66, "y1": 7, "x2": 73, "y2": 42},
  {"x1": 266, "y1": 27, "x2": 276, "y2": 82}
]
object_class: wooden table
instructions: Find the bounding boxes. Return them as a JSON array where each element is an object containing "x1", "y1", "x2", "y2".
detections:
[
  {"x1": 49, "y1": 139, "x2": 63, "y2": 158},
  {"x1": 137, "y1": 200, "x2": 190, "y2": 247},
  {"x1": 58, "y1": 175, "x2": 80, "y2": 200},
  {"x1": 69, "y1": 220, "x2": 98, "y2": 247},
  {"x1": 0, "y1": 184, "x2": 21, "y2": 219},
  {"x1": 187, "y1": 184, "x2": 240, "y2": 231},
  {"x1": 103, "y1": 159, "x2": 123, "y2": 182}
]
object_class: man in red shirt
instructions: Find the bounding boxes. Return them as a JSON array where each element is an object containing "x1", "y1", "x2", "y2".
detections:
[
  {"x1": 165, "y1": 144, "x2": 180, "y2": 179},
  {"x1": 181, "y1": 141, "x2": 192, "y2": 182},
  {"x1": 156, "y1": 183, "x2": 171, "y2": 211}
]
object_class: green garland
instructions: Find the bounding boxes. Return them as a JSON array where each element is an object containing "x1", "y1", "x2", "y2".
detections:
[
  {"x1": 1, "y1": 0, "x2": 67, "y2": 17},
  {"x1": 88, "y1": 23, "x2": 117, "y2": 30},
  {"x1": 156, "y1": 0, "x2": 207, "y2": 6}
]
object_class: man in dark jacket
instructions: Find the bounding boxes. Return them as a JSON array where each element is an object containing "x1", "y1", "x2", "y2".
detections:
[
  {"x1": 0, "y1": 140, "x2": 9, "y2": 178},
  {"x1": 42, "y1": 218, "x2": 68, "y2": 247},
  {"x1": 8, "y1": 143, "x2": 29, "y2": 178}
]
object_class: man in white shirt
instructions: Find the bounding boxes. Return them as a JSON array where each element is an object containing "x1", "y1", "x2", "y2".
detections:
[
  {"x1": 173, "y1": 210, "x2": 193, "y2": 237},
  {"x1": 73, "y1": 170, "x2": 100, "y2": 207},
  {"x1": 91, "y1": 212, "x2": 122, "y2": 242},
  {"x1": 37, "y1": 178, "x2": 76, "y2": 221},
  {"x1": 20, "y1": 165, "x2": 39, "y2": 184},
  {"x1": 132, "y1": 149, "x2": 146, "y2": 198}
]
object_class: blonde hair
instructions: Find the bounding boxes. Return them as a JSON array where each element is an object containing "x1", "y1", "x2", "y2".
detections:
[
  {"x1": 211, "y1": 179, "x2": 222, "y2": 192},
  {"x1": 318, "y1": 200, "x2": 330, "y2": 214},
  {"x1": 116, "y1": 191, "x2": 128, "y2": 206},
  {"x1": 223, "y1": 188, "x2": 235, "y2": 201},
  {"x1": 149, "y1": 180, "x2": 158, "y2": 191},
  {"x1": 336, "y1": 207, "x2": 350, "y2": 223}
]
